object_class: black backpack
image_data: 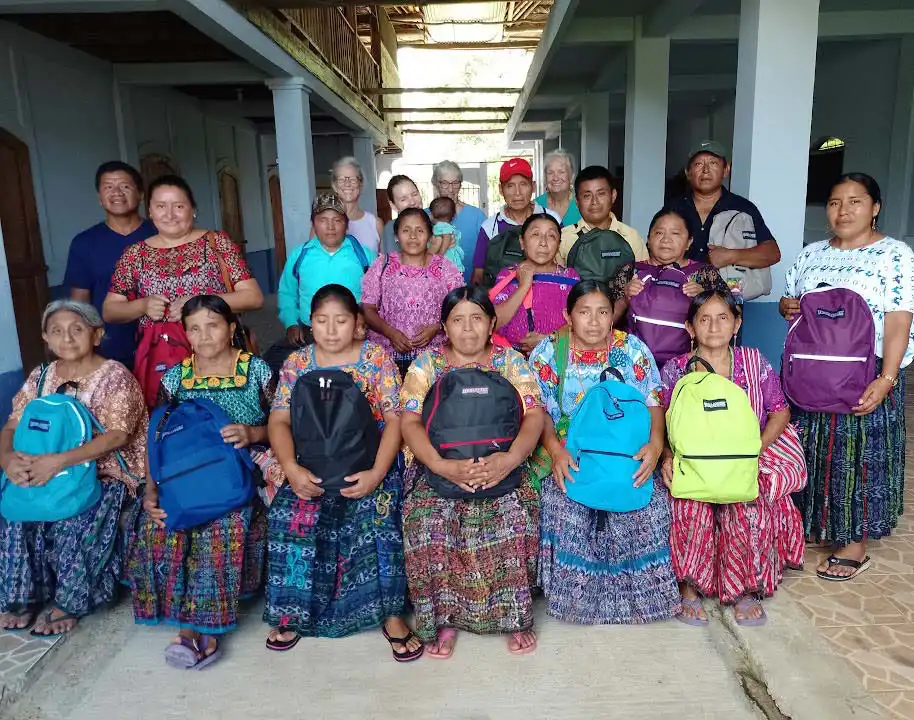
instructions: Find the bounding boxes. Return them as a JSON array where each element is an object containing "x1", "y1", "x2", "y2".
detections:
[
  {"x1": 566, "y1": 227, "x2": 635, "y2": 283},
  {"x1": 421, "y1": 368, "x2": 523, "y2": 499},
  {"x1": 482, "y1": 222, "x2": 525, "y2": 288},
  {"x1": 290, "y1": 369, "x2": 380, "y2": 496}
]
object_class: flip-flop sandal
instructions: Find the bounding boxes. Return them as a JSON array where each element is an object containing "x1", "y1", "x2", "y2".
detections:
[
  {"x1": 381, "y1": 625, "x2": 424, "y2": 663},
  {"x1": 1, "y1": 611, "x2": 36, "y2": 633},
  {"x1": 817, "y1": 554, "x2": 871, "y2": 582},
  {"x1": 425, "y1": 628, "x2": 457, "y2": 659},
  {"x1": 266, "y1": 626, "x2": 301, "y2": 652},
  {"x1": 507, "y1": 631, "x2": 537, "y2": 656},
  {"x1": 676, "y1": 597, "x2": 709, "y2": 627},
  {"x1": 165, "y1": 635, "x2": 221, "y2": 670},
  {"x1": 733, "y1": 597, "x2": 767, "y2": 627},
  {"x1": 29, "y1": 609, "x2": 78, "y2": 639}
]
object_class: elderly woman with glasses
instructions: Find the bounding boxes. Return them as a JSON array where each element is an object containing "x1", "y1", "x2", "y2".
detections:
[
  {"x1": 432, "y1": 160, "x2": 487, "y2": 282},
  {"x1": 535, "y1": 149, "x2": 581, "y2": 227},
  {"x1": 331, "y1": 156, "x2": 384, "y2": 254}
]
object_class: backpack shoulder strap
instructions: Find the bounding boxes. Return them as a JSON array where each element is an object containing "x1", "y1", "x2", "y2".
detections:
[
  {"x1": 555, "y1": 326, "x2": 571, "y2": 417},
  {"x1": 348, "y1": 236, "x2": 370, "y2": 271},
  {"x1": 489, "y1": 269, "x2": 518, "y2": 299},
  {"x1": 36, "y1": 364, "x2": 52, "y2": 396},
  {"x1": 206, "y1": 231, "x2": 235, "y2": 292}
]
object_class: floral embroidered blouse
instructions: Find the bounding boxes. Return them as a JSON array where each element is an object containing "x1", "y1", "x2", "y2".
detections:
[
  {"x1": 109, "y1": 231, "x2": 252, "y2": 329},
  {"x1": 159, "y1": 351, "x2": 275, "y2": 426},
  {"x1": 361, "y1": 252, "x2": 464, "y2": 357},
  {"x1": 10, "y1": 361, "x2": 148, "y2": 493},
  {"x1": 272, "y1": 341, "x2": 400, "y2": 428}
]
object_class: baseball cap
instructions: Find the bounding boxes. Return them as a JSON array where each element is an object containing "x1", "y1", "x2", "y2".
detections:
[
  {"x1": 311, "y1": 192, "x2": 346, "y2": 218},
  {"x1": 499, "y1": 157, "x2": 533, "y2": 183},
  {"x1": 687, "y1": 140, "x2": 728, "y2": 166}
]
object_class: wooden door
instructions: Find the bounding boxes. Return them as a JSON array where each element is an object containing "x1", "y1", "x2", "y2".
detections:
[
  {"x1": 268, "y1": 174, "x2": 286, "y2": 274},
  {"x1": 0, "y1": 129, "x2": 49, "y2": 374},
  {"x1": 218, "y1": 168, "x2": 246, "y2": 252}
]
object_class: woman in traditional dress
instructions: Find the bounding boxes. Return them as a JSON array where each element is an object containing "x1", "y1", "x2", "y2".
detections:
[
  {"x1": 491, "y1": 213, "x2": 580, "y2": 355},
  {"x1": 362, "y1": 207, "x2": 464, "y2": 377},
  {"x1": 130, "y1": 295, "x2": 274, "y2": 669},
  {"x1": 781, "y1": 173, "x2": 913, "y2": 581},
  {"x1": 0, "y1": 300, "x2": 147, "y2": 636},
  {"x1": 263, "y1": 284, "x2": 421, "y2": 662},
  {"x1": 400, "y1": 286, "x2": 545, "y2": 658},
  {"x1": 660, "y1": 290, "x2": 806, "y2": 625},
  {"x1": 529, "y1": 280, "x2": 679, "y2": 625}
]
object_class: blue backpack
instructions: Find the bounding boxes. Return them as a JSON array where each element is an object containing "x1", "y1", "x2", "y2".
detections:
[
  {"x1": 0, "y1": 367, "x2": 127, "y2": 522},
  {"x1": 148, "y1": 398, "x2": 255, "y2": 531},
  {"x1": 564, "y1": 367, "x2": 653, "y2": 512}
]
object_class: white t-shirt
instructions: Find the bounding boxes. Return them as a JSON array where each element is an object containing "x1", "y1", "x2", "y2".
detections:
[{"x1": 784, "y1": 237, "x2": 914, "y2": 368}]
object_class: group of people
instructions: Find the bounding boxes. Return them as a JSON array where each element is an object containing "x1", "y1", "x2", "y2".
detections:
[{"x1": 0, "y1": 139, "x2": 909, "y2": 669}]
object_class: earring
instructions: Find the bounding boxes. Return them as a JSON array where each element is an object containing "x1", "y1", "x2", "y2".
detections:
[{"x1": 871, "y1": 217, "x2": 877, "y2": 231}]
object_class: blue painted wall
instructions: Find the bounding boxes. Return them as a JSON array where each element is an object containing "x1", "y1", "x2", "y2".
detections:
[
  {"x1": 742, "y1": 302, "x2": 788, "y2": 373},
  {"x1": 0, "y1": 368, "x2": 23, "y2": 422},
  {"x1": 246, "y1": 248, "x2": 276, "y2": 294}
]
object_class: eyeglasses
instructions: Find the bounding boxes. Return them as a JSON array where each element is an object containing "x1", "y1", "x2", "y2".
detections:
[
  {"x1": 437, "y1": 181, "x2": 461, "y2": 189},
  {"x1": 335, "y1": 176, "x2": 361, "y2": 186}
]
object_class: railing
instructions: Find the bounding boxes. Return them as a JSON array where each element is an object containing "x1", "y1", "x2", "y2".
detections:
[{"x1": 268, "y1": 6, "x2": 382, "y2": 114}]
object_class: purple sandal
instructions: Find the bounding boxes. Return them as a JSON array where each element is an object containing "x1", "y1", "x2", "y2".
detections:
[
  {"x1": 676, "y1": 597, "x2": 709, "y2": 627},
  {"x1": 164, "y1": 635, "x2": 221, "y2": 670},
  {"x1": 733, "y1": 597, "x2": 767, "y2": 627}
]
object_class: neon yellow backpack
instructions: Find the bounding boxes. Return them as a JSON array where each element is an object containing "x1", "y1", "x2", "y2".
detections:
[{"x1": 666, "y1": 356, "x2": 761, "y2": 504}]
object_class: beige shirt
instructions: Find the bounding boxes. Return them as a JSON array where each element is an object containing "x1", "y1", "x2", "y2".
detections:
[{"x1": 558, "y1": 215, "x2": 648, "y2": 265}]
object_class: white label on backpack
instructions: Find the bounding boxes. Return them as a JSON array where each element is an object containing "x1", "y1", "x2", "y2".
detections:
[
  {"x1": 462, "y1": 387, "x2": 489, "y2": 396},
  {"x1": 28, "y1": 418, "x2": 50, "y2": 432},
  {"x1": 160, "y1": 424, "x2": 185, "y2": 439},
  {"x1": 155, "y1": 363, "x2": 168, "y2": 372},
  {"x1": 654, "y1": 279, "x2": 682, "y2": 289},
  {"x1": 816, "y1": 308, "x2": 845, "y2": 319},
  {"x1": 703, "y1": 399, "x2": 728, "y2": 411},
  {"x1": 505, "y1": 249, "x2": 523, "y2": 257},
  {"x1": 601, "y1": 251, "x2": 622, "y2": 258}
]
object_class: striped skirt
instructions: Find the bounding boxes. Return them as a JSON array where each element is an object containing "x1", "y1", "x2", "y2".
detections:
[
  {"x1": 793, "y1": 370, "x2": 906, "y2": 545},
  {"x1": 670, "y1": 425, "x2": 807, "y2": 604},
  {"x1": 539, "y1": 479, "x2": 680, "y2": 624},
  {"x1": 402, "y1": 465, "x2": 539, "y2": 642},
  {"x1": 129, "y1": 500, "x2": 264, "y2": 635},
  {"x1": 263, "y1": 466, "x2": 407, "y2": 638},
  {"x1": 0, "y1": 482, "x2": 125, "y2": 616}
]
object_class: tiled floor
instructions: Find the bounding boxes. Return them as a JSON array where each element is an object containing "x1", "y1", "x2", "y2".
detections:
[{"x1": 781, "y1": 376, "x2": 914, "y2": 720}]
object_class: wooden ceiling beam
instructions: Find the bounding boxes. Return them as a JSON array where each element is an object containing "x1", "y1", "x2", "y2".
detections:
[
  {"x1": 394, "y1": 117, "x2": 507, "y2": 125},
  {"x1": 366, "y1": 86, "x2": 520, "y2": 94},
  {"x1": 400, "y1": 128, "x2": 504, "y2": 134},
  {"x1": 397, "y1": 40, "x2": 538, "y2": 49},
  {"x1": 383, "y1": 105, "x2": 515, "y2": 113}
]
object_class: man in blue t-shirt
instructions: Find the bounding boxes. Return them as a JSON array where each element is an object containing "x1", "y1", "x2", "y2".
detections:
[
  {"x1": 64, "y1": 161, "x2": 157, "y2": 368},
  {"x1": 666, "y1": 141, "x2": 781, "y2": 273}
]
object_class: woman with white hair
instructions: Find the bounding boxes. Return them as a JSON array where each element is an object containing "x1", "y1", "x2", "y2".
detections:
[
  {"x1": 332, "y1": 156, "x2": 384, "y2": 253},
  {"x1": 432, "y1": 160, "x2": 486, "y2": 282},
  {"x1": 0, "y1": 300, "x2": 147, "y2": 636},
  {"x1": 535, "y1": 149, "x2": 581, "y2": 227}
]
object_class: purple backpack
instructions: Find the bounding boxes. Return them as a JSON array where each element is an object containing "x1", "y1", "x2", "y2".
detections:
[
  {"x1": 627, "y1": 264, "x2": 692, "y2": 367},
  {"x1": 782, "y1": 286, "x2": 875, "y2": 414}
]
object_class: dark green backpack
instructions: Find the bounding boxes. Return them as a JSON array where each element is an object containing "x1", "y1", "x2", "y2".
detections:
[
  {"x1": 566, "y1": 227, "x2": 635, "y2": 283},
  {"x1": 482, "y1": 225, "x2": 525, "y2": 288}
]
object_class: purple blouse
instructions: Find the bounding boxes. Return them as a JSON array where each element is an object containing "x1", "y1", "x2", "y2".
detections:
[{"x1": 492, "y1": 264, "x2": 580, "y2": 347}]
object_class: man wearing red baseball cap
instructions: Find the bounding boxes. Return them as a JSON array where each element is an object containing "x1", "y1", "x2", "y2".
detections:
[{"x1": 471, "y1": 157, "x2": 560, "y2": 286}]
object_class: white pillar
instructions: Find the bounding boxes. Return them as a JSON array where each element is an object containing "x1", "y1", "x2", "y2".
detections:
[
  {"x1": 581, "y1": 92, "x2": 610, "y2": 169},
  {"x1": 267, "y1": 78, "x2": 315, "y2": 250},
  {"x1": 885, "y1": 36, "x2": 914, "y2": 243},
  {"x1": 731, "y1": 0, "x2": 819, "y2": 363},
  {"x1": 352, "y1": 134, "x2": 378, "y2": 216},
  {"x1": 559, "y1": 120, "x2": 581, "y2": 174},
  {"x1": 622, "y1": 26, "x2": 669, "y2": 235}
]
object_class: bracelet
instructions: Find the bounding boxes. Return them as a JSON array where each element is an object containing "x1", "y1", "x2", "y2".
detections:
[{"x1": 878, "y1": 372, "x2": 898, "y2": 388}]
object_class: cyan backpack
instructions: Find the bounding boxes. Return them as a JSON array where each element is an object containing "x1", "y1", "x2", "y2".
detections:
[
  {"x1": 666, "y1": 356, "x2": 761, "y2": 504},
  {"x1": 564, "y1": 367, "x2": 653, "y2": 512},
  {"x1": 0, "y1": 367, "x2": 125, "y2": 523},
  {"x1": 148, "y1": 398, "x2": 255, "y2": 530}
]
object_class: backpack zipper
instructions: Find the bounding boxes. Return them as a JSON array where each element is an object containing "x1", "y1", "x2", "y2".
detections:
[
  {"x1": 680, "y1": 453, "x2": 758, "y2": 460},
  {"x1": 630, "y1": 314, "x2": 686, "y2": 329},
  {"x1": 789, "y1": 353, "x2": 867, "y2": 362},
  {"x1": 580, "y1": 449, "x2": 635, "y2": 459},
  {"x1": 440, "y1": 436, "x2": 515, "y2": 450}
]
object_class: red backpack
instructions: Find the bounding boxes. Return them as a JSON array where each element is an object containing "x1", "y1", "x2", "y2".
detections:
[{"x1": 133, "y1": 322, "x2": 191, "y2": 408}]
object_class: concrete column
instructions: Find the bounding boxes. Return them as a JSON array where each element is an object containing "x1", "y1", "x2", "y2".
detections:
[
  {"x1": 581, "y1": 92, "x2": 610, "y2": 169},
  {"x1": 622, "y1": 25, "x2": 670, "y2": 236},
  {"x1": 267, "y1": 78, "x2": 315, "y2": 250},
  {"x1": 730, "y1": 0, "x2": 819, "y2": 363},
  {"x1": 885, "y1": 35, "x2": 914, "y2": 243},
  {"x1": 559, "y1": 120, "x2": 581, "y2": 174},
  {"x1": 352, "y1": 134, "x2": 378, "y2": 215},
  {"x1": 0, "y1": 217, "x2": 24, "y2": 418}
]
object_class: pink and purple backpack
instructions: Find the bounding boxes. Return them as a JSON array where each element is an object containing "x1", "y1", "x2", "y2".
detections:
[
  {"x1": 627, "y1": 264, "x2": 692, "y2": 367},
  {"x1": 782, "y1": 286, "x2": 876, "y2": 414}
]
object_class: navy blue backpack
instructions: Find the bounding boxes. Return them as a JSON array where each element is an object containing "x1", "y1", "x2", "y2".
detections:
[{"x1": 148, "y1": 398, "x2": 255, "y2": 530}]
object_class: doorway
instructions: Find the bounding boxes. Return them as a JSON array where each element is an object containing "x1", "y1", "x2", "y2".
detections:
[{"x1": 0, "y1": 128, "x2": 49, "y2": 374}]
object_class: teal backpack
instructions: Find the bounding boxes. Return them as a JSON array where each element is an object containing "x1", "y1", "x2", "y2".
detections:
[
  {"x1": 564, "y1": 367, "x2": 653, "y2": 512},
  {"x1": 0, "y1": 367, "x2": 127, "y2": 522}
]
